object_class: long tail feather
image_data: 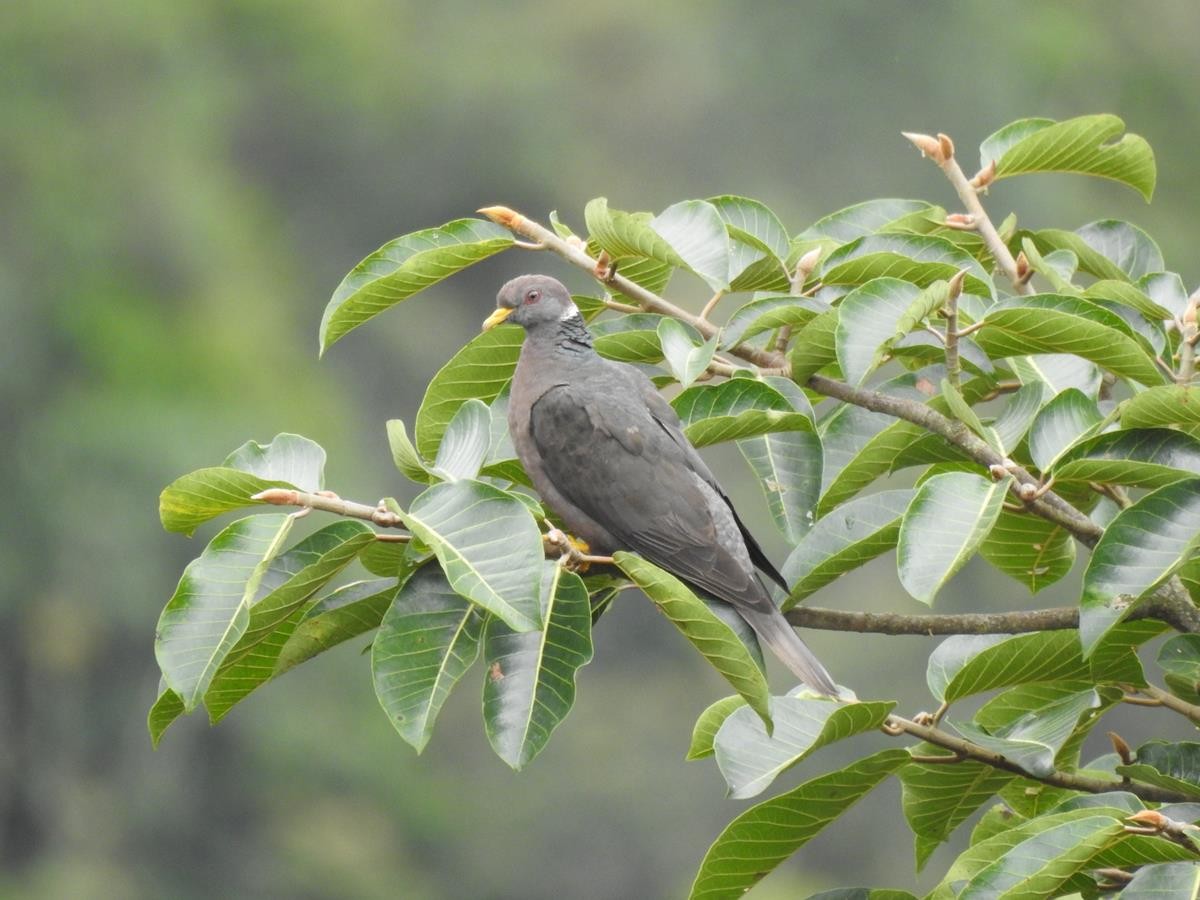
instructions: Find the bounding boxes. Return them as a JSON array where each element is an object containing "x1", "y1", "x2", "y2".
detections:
[{"x1": 740, "y1": 605, "x2": 839, "y2": 697}]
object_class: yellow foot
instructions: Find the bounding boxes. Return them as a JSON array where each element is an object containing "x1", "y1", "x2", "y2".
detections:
[{"x1": 543, "y1": 528, "x2": 592, "y2": 572}]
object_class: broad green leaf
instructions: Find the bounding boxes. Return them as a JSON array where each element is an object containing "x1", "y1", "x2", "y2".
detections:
[
  {"x1": 737, "y1": 376, "x2": 821, "y2": 543},
  {"x1": 592, "y1": 312, "x2": 670, "y2": 363},
  {"x1": 399, "y1": 480, "x2": 544, "y2": 632},
  {"x1": 958, "y1": 815, "x2": 1125, "y2": 899},
  {"x1": 926, "y1": 623, "x2": 1160, "y2": 702},
  {"x1": 204, "y1": 520, "x2": 375, "y2": 722},
  {"x1": 387, "y1": 418, "x2": 432, "y2": 483},
  {"x1": 1122, "y1": 742, "x2": 1200, "y2": 794},
  {"x1": 159, "y1": 468, "x2": 293, "y2": 536},
  {"x1": 1084, "y1": 279, "x2": 1174, "y2": 321},
  {"x1": 897, "y1": 472, "x2": 1011, "y2": 605},
  {"x1": 970, "y1": 804, "x2": 1027, "y2": 848},
  {"x1": 1080, "y1": 478, "x2": 1200, "y2": 654},
  {"x1": 689, "y1": 749, "x2": 909, "y2": 900},
  {"x1": 431, "y1": 398, "x2": 491, "y2": 481},
  {"x1": 1159, "y1": 635, "x2": 1200, "y2": 703},
  {"x1": 834, "y1": 278, "x2": 948, "y2": 385},
  {"x1": 614, "y1": 552, "x2": 771, "y2": 723},
  {"x1": 358, "y1": 538, "x2": 411, "y2": 577},
  {"x1": 819, "y1": 233, "x2": 993, "y2": 299},
  {"x1": 900, "y1": 757, "x2": 1014, "y2": 870},
  {"x1": 603, "y1": 255, "x2": 675, "y2": 307},
  {"x1": 147, "y1": 685, "x2": 184, "y2": 748},
  {"x1": 672, "y1": 378, "x2": 814, "y2": 447},
  {"x1": 155, "y1": 513, "x2": 293, "y2": 711},
  {"x1": 1009, "y1": 354, "x2": 1101, "y2": 397},
  {"x1": 1054, "y1": 428, "x2": 1200, "y2": 488},
  {"x1": 372, "y1": 562, "x2": 485, "y2": 753},
  {"x1": 720, "y1": 295, "x2": 824, "y2": 349},
  {"x1": 1030, "y1": 220, "x2": 1164, "y2": 282},
  {"x1": 950, "y1": 689, "x2": 1101, "y2": 777},
  {"x1": 320, "y1": 218, "x2": 513, "y2": 353},
  {"x1": 687, "y1": 695, "x2": 746, "y2": 761},
  {"x1": 650, "y1": 199, "x2": 732, "y2": 291},
  {"x1": 713, "y1": 696, "x2": 895, "y2": 798},
  {"x1": 1122, "y1": 863, "x2": 1200, "y2": 900},
  {"x1": 799, "y1": 199, "x2": 935, "y2": 243},
  {"x1": 930, "y1": 807, "x2": 1182, "y2": 900},
  {"x1": 709, "y1": 195, "x2": 789, "y2": 259},
  {"x1": 1121, "y1": 386, "x2": 1200, "y2": 434},
  {"x1": 985, "y1": 114, "x2": 1156, "y2": 200},
  {"x1": 788, "y1": 308, "x2": 840, "y2": 381},
  {"x1": 414, "y1": 325, "x2": 524, "y2": 459},
  {"x1": 1028, "y1": 387, "x2": 1103, "y2": 471},
  {"x1": 658, "y1": 318, "x2": 718, "y2": 388},
  {"x1": 275, "y1": 578, "x2": 398, "y2": 677},
  {"x1": 482, "y1": 564, "x2": 594, "y2": 770},
  {"x1": 1140, "y1": 271, "x2": 1191, "y2": 319},
  {"x1": 159, "y1": 433, "x2": 327, "y2": 535},
  {"x1": 978, "y1": 510, "x2": 1075, "y2": 594},
  {"x1": 976, "y1": 299, "x2": 1165, "y2": 387},
  {"x1": 940, "y1": 378, "x2": 1001, "y2": 452},
  {"x1": 991, "y1": 381, "x2": 1053, "y2": 455},
  {"x1": 782, "y1": 489, "x2": 912, "y2": 607},
  {"x1": 710, "y1": 196, "x2": 791, "y2": 291},
  {"x1": 807, "y1": 891, "x2": 917, "y2": 900}
]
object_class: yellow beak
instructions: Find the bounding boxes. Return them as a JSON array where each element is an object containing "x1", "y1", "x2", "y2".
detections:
[{"x1": 482, "y1": 307, "x2": 514, "y2": 331}]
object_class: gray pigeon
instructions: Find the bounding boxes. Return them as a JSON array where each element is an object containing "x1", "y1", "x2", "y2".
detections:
[{"x1": 483, "y1": 274, "x2": 838, "y2": 697}]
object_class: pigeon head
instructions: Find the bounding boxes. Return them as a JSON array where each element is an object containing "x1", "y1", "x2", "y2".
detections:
[{"x1": 483, "y1": 274, "x2": 580, "y2": 332}]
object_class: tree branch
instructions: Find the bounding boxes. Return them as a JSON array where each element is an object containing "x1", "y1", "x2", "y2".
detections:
[
  {"x1": 887, "y1": 714, "x2": 1197, "y2": 804},
  {"x1": 253, "y1": 488, "x2": 407, "y2": 529},
  {"x1": 785, "y1": 605, "x2": 1081, "y2": 634},
  {"x1": 1141, "y1": 683, "x2": 1200, "y2": 727},
  {"x1": 901, "y1": 131, "x2": 1033, "y2": 296}
]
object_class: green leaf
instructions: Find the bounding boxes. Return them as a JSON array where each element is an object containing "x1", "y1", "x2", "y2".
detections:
[
  {"x1": 991, "y1": 381, "x2": 1053, "y2": 455},
  {"x1": 372, "y1": 561, "x2": 485, "y2": 753},
  {"x1": 689, "y1": 749, "x2": 909, "y2": 900},
  {"x1": 1141, "y1": 271, "x2": 1191, "y2": 319},
  {"x1": 1054, "y1": 428, "x2": 1200, "y2": 488},
  {"x1": 613, "y1": 552, "x2": 771, "y2": 723},
  {"x1": 976, "y1": 298, "x2": 1165, "y2": 387},
  {"x1": 159, "y1": 433, "x2": 327, "y2": 535},
  {"x1": 958, "y1": 814, "x2": 1126, "y2": 899},
  {"x1": 782, "y1": 489, "x2": 911, "y2": 607},
  {"x1": 710, "y1": 196, "x2": 790, "y2": 291},
  {"x1": 926, "y1": 623, "x2": 1160, "y2": 702},
  {"x1": 386, "y1": 418, "x2": 432, "y2": 483},
  {"x1": 897, "y1": 472, "x2": 1011, "y2": 605},
  {"x1": 482, "y1": 563, "x2": 594, "y2": 769},
  {"x1": 819, "y1": 233, "x2": 993, "y2": 299},
  {"x1": 1127, "y1": 742, "x2": 1200, "y2": 793},
  {"x1": 720, "y1": 295, "x2": 824, "y2": 349},
  {"x1": 147, "y1": 685, "x2": 184, "y2": 748},
  {"x1": 1122, "y1": 863, "x2": 1200, "y2": 899},
  {"x1": 709, "y1": 195, "x2": 790, "y2": 259},
  {"x1": 1009, "y1": 354, "x2": 1101, "y2": 397},
  {"x1": 1159, "y1": 635, "x2": 1200, "y2": 703},
  {"x1": 672, "y1": 378, "x2": 814, "y2": 447},
  {"x1": 900, "y1": 758, "x2": 1014, "y2": 870},
  {"x1": 1084, "y1": 279, "x2": 1174, "y2": 321},
  {"x1": 1030, "y1": 220, "x2": 1164, "y2": 282},
  {"x1": 834, "y1": 278, "x2": 948, "y2": 385},
  {"x1": 414, "y1": 325, "x2": 524, "y2": 459},
  {"x1": 431, "y1": 398, "x2": 492, "y2": 481},
  {"x1": 951, "y1": 689, "x2": 1102, "y2": 778},
  {"x1": 1027, "y1": 387, "x2": 1103, "y2": 471},
  {"x1": 799, "y1": 199, "x2": 935, "y2": 243},
  {"x1": 358, "y1": 538, "x2": 411, "y2": 577},
  {"x1": 154, "y1": 513, "x2": 293, "y2": 711},
  {"x1": 978, "y1": 510, "x2": 1075, "y2": 594},
  {"x1": 1121, "y1": 386, "x2": 1200, "y2": 434},
  {"x1": 940, "y1": 378, "x2": 1001, "y2": 452},
  {"x1": 591, "y1": 312, "x2": 670, "y2": 363},
  {"x1": 658, "y1": 318, "x2": 718, "y2": 388},
  {"x1": 714, "y1": 696, "x2": 895, "y2": 799},
  {"x1": 1080, "y1": 478, "x2": 1200, "y2": 654},
  {"x1": 984, "y1": 114, "x2": 1156, "y2": 200},
  {"x1": 687, "y1": 695, "x2": 746, "y2": 761},
  {"x1": 203, "y1": 520, "x2": 375, "y2": 722},
  {"x1": 788, "y1": 308, "x2": 840, "y2": 381},
  {"x1": 320, "y1": 218, "x2": 513, "y2": 353},
  {"x1": 399, "y1": 480, "x2": 544, "y2": 632},
  {"x1": 274, "y1": 578, "x2": 398, "y2": 677}
]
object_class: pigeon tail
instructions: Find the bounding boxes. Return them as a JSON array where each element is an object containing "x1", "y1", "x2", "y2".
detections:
[{"x1": 741, "y1": 605, "x2": 839, "y2": 698}]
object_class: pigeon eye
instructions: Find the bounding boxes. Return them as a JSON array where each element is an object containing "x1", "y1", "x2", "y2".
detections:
[{"x1": 523, "y1": 289, "x2": 541, "y2": 305}]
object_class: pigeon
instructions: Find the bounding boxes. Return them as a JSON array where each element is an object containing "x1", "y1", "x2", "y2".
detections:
[{"x1": 483, "y1": 274, "x2": 838, "y2": 697}]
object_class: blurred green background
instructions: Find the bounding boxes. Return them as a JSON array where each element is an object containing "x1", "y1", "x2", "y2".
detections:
[{"x1": 5, "y1": 2, "x2": 1199, "y2": 897}]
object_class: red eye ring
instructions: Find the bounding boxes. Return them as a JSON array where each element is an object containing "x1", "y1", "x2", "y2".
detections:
[{"x1": 523, "y1": 289, "x2": 541, "y2": 304}]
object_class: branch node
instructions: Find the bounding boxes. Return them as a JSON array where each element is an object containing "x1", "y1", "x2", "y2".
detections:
[{"x1": 970, "y1": 159, "x2": 997, "y2": 189}]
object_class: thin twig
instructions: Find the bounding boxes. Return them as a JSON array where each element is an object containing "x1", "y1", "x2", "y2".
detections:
[
  {"x1": 1142, "y1": 684, "x2": 1200, "y2": 726},
  {"x1": 253, "y1": 488, "x2": 406, "y2": 529},
  {"x1": 785, "y1": 605, "x2": 1080, "y2": 634},
  {"x1": 943, "y1": 269, "x2": 967, "y2": 389},
  {"x1": 699, "y1": 291, "x2": 725, "y2": 322}
]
